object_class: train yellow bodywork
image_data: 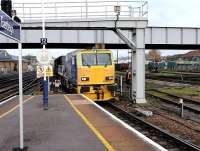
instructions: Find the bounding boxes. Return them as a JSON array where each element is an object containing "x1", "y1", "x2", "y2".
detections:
[
  {"x1": 76, "y1": 50, "x2": 116, "y2": 101},
  {"x1": 56, "y1": 49, "x2": 116, "y2": 101}
]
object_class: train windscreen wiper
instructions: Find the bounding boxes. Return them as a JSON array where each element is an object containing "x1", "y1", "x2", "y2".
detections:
[{"x1": 86, "y1": 64, "x2": 91, "y2": 68}]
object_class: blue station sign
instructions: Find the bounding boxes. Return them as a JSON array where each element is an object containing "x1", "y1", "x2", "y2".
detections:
[{"x1": 0, "y1": 10, "x2": 20, "y2": 42}]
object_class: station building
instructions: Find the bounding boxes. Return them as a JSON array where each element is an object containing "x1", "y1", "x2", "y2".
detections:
[{"x1": 0, "y1": 50, "x2": 28, "y2": 73}]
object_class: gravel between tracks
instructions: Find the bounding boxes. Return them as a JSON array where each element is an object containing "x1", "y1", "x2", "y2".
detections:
[{"x1": 113, "y1": 97, "x2": 200, "y2": 146}]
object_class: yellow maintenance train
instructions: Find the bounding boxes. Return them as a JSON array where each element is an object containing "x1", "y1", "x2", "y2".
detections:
[{"x1": 54, "y1": 49, "x2": 117, "y2": 101}]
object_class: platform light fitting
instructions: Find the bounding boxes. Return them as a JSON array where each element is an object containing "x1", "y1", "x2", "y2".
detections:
[{"x1": 114, "y1": 5, "x2": 121, "y2": 15}]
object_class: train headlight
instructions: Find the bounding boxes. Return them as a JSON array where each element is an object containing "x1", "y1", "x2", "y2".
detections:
[
  {"x1": 81, "y1": 77, "x2": 89, "y2": 81},
  {"x1": 105, "y1": 76, "x2": 114, "y2": 80}
]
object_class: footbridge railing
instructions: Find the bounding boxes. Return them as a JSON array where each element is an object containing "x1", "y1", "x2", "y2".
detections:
[{"x1": 12, "y1": 0, "x2": 148, "y2": 22}]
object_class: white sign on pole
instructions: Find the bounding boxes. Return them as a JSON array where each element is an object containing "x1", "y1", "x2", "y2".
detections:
[
  {"x1": 0, "y1": 9, "x2": 24, "y2": 150},
  {"x1": 0, "y1": 10, "x2": 20, "y2": 41},
  {"x1": 37, "y1": 65, "x2": 45, "y2": 78},
  {"x1": 18, "y1": 40, "x2": 24, "y2": 150},
  {"x1": 39, "y1": 50, "x2": 49, "y2": 65}
]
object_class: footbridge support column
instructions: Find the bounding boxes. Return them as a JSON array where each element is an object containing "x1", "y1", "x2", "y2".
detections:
[
  {"x1": 135, "y1": 28, "x2": 146, "y2": 103},
  {"x1": 113, "y1": 27, "x2": 146, "y2": 103},
  {"x1": 131, "y1": 51, "x2": 136, "y2": 98}
]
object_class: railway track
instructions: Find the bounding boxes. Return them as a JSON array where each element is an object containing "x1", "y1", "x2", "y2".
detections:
[
  {"x1": 0, "y1": 72, "x2": 36, "y2": 89},
  {"x1": 146, "y1": 74, "x2": 200, "y2": 85},
  {"x1": 146, "y1": 89, "x2": 200, "y2": 115},
  {"x1": 0, "y1": 71, "x2": 42, "y2": 103},
  {"x1": 116, "y1": 71, "x2": 200, "y2": 114},
  {"x1": 116, "y1": 71, "x2": 200, "y2": 86},
  {"x1": 0, "y1": 78, "x2": 42, "y2": 103},
  {"x1": 100, "y1": 102, "x2": 200, "y2": 151}
]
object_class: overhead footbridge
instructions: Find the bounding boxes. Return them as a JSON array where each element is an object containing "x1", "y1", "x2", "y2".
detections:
[
  {"x1": 0, "y1": 1, "x2": 200, "y2": 103},
  {"x1": 145, "y1": 27, "x2": 200, "y2": 49}
]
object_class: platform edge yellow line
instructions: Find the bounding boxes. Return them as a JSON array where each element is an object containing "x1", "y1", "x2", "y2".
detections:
[
  {"x1": 0, "y1": 96, "x2": 34, "y2": 119},
  {"x1": 64, "y1": 95, "x2": 116, "y2": 151}
]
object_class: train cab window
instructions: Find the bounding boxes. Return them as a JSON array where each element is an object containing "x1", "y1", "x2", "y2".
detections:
[
  {"x1": 97, "y1": 53, "x2": 112, "y2": 65},
  {"x1": 82, "y1": 54, "x2": 96, "y2": 66},
  {"x1": 82, "y1": 53, "x2": 112, "y2": 66}
]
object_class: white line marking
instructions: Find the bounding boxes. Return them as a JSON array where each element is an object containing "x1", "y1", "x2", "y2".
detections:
[
  {"x1": 0, "y1": 96, "x2": 17, "y2": 106},
  {"x1": 81, "y1": 94, "x2": 168, "y2": 151}
]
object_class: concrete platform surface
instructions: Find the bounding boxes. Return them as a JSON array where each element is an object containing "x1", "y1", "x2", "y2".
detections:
[
  {"x1": 0, "y1": 95, "x2": 107, "y2": 151},
  {"x1": 66, "y1": 94, "x2": 160, "y2": 151}
]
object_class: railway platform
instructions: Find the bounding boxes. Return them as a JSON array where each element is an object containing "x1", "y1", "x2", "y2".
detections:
[{"x1": 0, "y1": 94, "x2": 165, "y2": 151}]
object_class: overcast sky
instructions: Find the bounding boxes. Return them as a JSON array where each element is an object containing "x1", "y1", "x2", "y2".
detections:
[
  {"x1": 12, "y1": 0, "x2": 200, "y2": 27},
  {"x1": 7, "y1": 0, "x2": 200, "y2": 58},
  {"x1": 149, "y1": 0, "x2": 200, "y2": 27}
]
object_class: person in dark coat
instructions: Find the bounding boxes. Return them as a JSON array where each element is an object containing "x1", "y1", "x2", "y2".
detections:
[
  {"x1": 11, "y1": 10, "x2": 21, "y2": 23},
  {"x1": 125, "y1": 70, "x2": 131, "y2": 85}
]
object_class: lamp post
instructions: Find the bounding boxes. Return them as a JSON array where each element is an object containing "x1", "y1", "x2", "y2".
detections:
[
  {"x1": 85, "y1": 0, "x2": 88, "y2": 19},
  {"x1": 41, "y1": 0, "x2": 48, "y2": 110},
  {"x1": 114, "y1": 5, "x2": 120, "y2": 28}
]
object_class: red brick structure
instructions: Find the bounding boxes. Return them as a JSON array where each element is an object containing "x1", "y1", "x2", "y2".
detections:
[
  {"x1": 0, "y1": 50, "x2": 28, "y2": 73},
  {"x1": 182, "y1": 50, "x2": 200, "y2": 61}
]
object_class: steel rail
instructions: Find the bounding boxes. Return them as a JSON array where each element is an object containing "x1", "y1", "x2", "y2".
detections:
[
  {"x1": 0, "y1": 72, "x2": 36, "y2": 89},
  {"x1": 0, "y1": 72, "x2": 38, "y2": 102},
  {"x1": 146, "y1": 74, "x2": 200, "y2": 85},
  {"x1": 152, "y1": 89, "x2": 200, "y2": 106},
  {"x1": 0, "y1": 78, "x2": 41, "y2": 103},
  {"x1": 102, "y1": 102, "x2": 200, "y2": 151},
  {"x1": 146, "y1": 91, "x2": 200, "y2": 114},
  {"x1": 0, "y1": 77, "x2": 35, "y2": 94}
]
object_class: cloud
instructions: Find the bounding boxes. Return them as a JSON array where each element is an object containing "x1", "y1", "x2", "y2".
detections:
[{"x1": 149, "y1": 0, "x2": 200, "y2": 27}]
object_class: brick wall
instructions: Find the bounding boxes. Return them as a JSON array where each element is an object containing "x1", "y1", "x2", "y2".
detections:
[{"x1": 0, "y1": 61, "x2": 28, "y2": 73}]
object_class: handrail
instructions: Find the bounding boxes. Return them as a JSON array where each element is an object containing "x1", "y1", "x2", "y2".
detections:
[
  {"x1": 12, "y1": 1, "x2": 148, "y2": 22},
  {"x1": 13, "y1": 1, "x2": 147, "y2": 5}
]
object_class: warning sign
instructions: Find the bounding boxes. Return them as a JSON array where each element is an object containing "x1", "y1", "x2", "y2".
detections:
[
  {"x1": 45, "y1": 65, "x2": 53, "y2": 77},
  {"x1": 37, "y1": 66, "x2": 44, "y2": 78},
  {"x1": 37, "y1": 65, "x2": 53, "y2": 78}
]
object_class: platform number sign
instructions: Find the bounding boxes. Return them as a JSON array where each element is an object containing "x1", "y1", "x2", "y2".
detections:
[{"x1": 40, "y1": 38, "x2": 47, "y2": 45}]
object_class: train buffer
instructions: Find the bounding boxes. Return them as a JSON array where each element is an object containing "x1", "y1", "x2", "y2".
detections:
[{"x1": 0, "y1": 95, "x2": 165, "y2": 151}]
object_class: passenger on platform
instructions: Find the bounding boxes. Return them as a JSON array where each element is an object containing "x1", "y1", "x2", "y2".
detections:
[
  {"x1": 53, "y1": 79, "x2": 61, "y2": 93},
  {"x1": 125, "y1": 70, "x2": 131, "y2": 86},
  {"x1": 11, "y1": 10, "x2": 21, "y2": 23}
]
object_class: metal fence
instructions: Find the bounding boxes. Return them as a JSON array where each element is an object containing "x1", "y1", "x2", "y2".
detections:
[{"x1": 12, "y1": 0, "x2": 148, "y2": 22}]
